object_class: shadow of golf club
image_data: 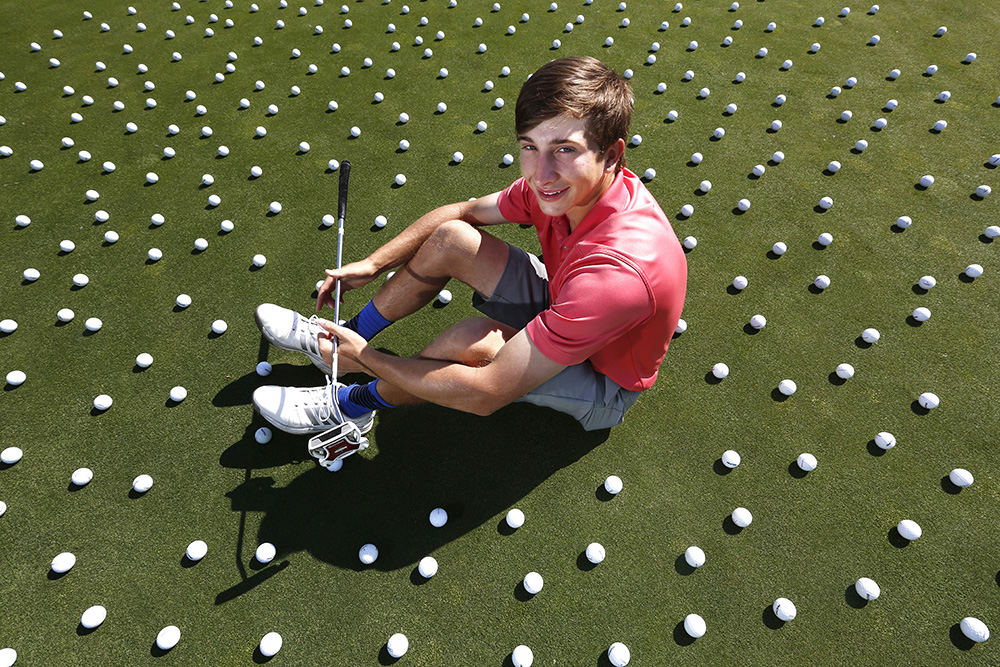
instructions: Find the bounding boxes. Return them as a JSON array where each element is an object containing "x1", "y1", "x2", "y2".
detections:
[{"x1": 217, "y1": 380, "x2": 609, "y2": 576}]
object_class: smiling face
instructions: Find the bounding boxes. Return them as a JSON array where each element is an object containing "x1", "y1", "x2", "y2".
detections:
[{"x1": 518, "y1": 114, "x2": 624, "y2": 228}]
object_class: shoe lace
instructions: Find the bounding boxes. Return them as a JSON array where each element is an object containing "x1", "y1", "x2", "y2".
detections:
[
  {"x1": 302, "y1": 376, "x2": 345, "y2": 427},
  {"x1": 296, "y1": 314, "x2": 323, "y2": 357}
]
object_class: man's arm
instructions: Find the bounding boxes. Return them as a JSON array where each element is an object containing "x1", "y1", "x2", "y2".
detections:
[
  {"x1": 325, "y1": 322, "x2": 566, "y2": 416},
  {"x1": 317, "y1": 192, "x2": 508, "y2": 310}
]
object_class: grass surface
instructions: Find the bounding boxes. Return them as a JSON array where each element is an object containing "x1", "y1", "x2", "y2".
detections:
[{"x1": 1, "y1": 0, "x2": 998, "y2": 665}]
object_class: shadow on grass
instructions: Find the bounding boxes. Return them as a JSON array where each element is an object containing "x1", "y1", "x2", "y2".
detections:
[
  {"x1": 950, "y1": 623, "x2": 976, "y2": 651},
  {"x1": 673, "y1": 620, "x2": 696, "y2": 646},
  {"x1": 762, "y1": 604, "x2": 785, "y2": 629},
  {"x1": 844, "y1": 584, "x2": 868, "y2": 609},
  {"x1": 866, "y1": 440, "x2": 886, "y2": 457},
  {"x1": 787, "y1": 461, "x2": 807, "y2": 479},
  {"x1": 887, "y1": 526, "x2": 910, "y2": 548},
  {"x1": 674, "y1": 553, "x2": 696, "y2": 576},
  {"x1": 216, "y1": 370, "x2": 609, "y2": 581}
]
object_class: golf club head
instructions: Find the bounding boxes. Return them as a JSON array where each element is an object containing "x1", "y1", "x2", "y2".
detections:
[{"x1": 308, "y1": 422, "x2": 369, "y2": 466}]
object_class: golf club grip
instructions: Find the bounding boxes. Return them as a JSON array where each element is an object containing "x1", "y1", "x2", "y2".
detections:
[{"x1": 338, "y1": 161, "x2": 351, "y2": 220}]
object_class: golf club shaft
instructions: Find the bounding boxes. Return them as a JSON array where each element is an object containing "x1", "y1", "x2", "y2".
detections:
[{"x1": 332, "y1": 161, "x2": 351, "y2": 378}]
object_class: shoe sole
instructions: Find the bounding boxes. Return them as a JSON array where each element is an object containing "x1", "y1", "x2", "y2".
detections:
[{"x1": 254, "y1": 307, "x2": 333, "y2": 375}]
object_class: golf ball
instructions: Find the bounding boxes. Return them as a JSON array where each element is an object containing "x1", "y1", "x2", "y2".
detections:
[
  {"x1": 418, "y1": 556, "x2": 438, "y2": 578},
  {"x1": 917, "y1": 275, "x2": 937, "y2": 290},
  {"x1": 585, "y1": 542, "x2": 606, "y2": 564},
  {"x1": 773, "y1": 598, "x2": 797, "y2": 621},
  {"x1": 72, "y1": 273, "x2": 90, "y2": 288},
  {"x1": 250, "y1": 165, "x2": 263, "y2": 178},
  {"x1": 132, "y1": 474, "x2": 153, "y2": 493},
  {"x1": 604, "y1": 475, "x2": 623, "y2": 495},
  {"x1": 386, "y1": 633, "x2": 408, "y2": 658},
  {"x1": 148, "y1": 248, "x2": 163, "y2": 261},
  {"x1": 912, "y1": 307, "x2": 931, "y2": 322},
  {"x1": 814, "y1": 275, "x2": 831, "y2": 289},
  {"x1": 220, "y1": 220, "x2": 234, "y2": 233},
  {"x1": 255, "y1": 427, "x2": 272, "y2": 444},
  {"x1": 429, "y1": 507, "x2": 448, "y2": 527},
  {"x1": 57, "y1": 308, "x2": 75, "y2": 322},
  {"x1": 965, "y1": 264, "x2": 984, "y2": 278},
  {"x1": 827, "y1": 161, "x2": 841, "y2": 173},
  {"x1": 713, "y1": 127, "x2": 724, "y2": 138},
  {"x1": 81, "y1": 605, "x2": 107, "y2": 629},
  {"x1": 895, "y1": 216, "x2": 912, "y2": 229},
  {"x1": 976, "y1": 185, "x2": 992, "y2": 198},
  {"x1": 169, "y1": 386, "x2": 187, "y2": 402},
  {"x1": 211, "y1": 320, "x2": 228, "y2": 334},
  {"x1": 778, "y1": 379, "x2": 797, "y2": 396},
  {"x1": 156, "y1": 625, "x2": 181, "y2": 651},
  {"x1": 750, "y1": 314, "x2": 766, "y2": 330},
  {"x1": 797, "y1": 453, "x2": 818, "y2": 471},
  {"x1": 71, "y1": 467, "x2": 94, "y2": 486},
  {"x1": 684, "y1": 546, "x2": 706, "y2": 568},
  {"x1": 194, "y1": 238, "x2": 208, "y2": 251},
  {"x1": 675, "y1": 319, "x2": 687, "y2": 335},
  {"x1": 874, "y1": 432, "x2": 896, "y2": 449},
  {"x1": 452, "y1": 151, "x2": 464, "y2": 163},
  {"x1": 681, "y1": 204, "x2": 694, "y2": 217},
  {"x1": 0, "y1": 319, "x2": 17, "y2": 334},
  {"x1": 918, "y1": 175, "x2": 935, "y2": 188},
  {"x1": 269, "y1": 201, "x2": 282, "y2": 214},
  {"x1": 732, "y1": 507, "x2": 753, "y2": 527},
  {"x1": 643, "y1": 168, "x2": 656, "y2": 180},
  {"x1": 772, "y1": 242, "x2": 787, "y2": 255},
  {"x1": 683, "y1": 236, "x2": 697, "y2": 250},
  {"x1": 691, "y1": 152, "x2": 703, "y2": 164},
  {"x1": 949, "y1": 468, "x2": 974, "y2": 487},
  {"x1": 523, "y1": 571, "x2": 544, "y2": 594},
  {"x1": 732, "y1": 275, "x2": 748, "y2": 290},
  {"x1": 15, "y1": 214, "x2": 30, "y2": 227},
  {"x1": 721, "y1": 449, "x2": 740, "y2": 468},
  {"x1": 256, "y1": 361, "x2": 272, "y2": 376},
  {"x1": 358, "y1": 543, "x2": 378, "y2": 564},
  {"x1": 506, "y1": 508, "x2": 525, "y2": 529},
  {"x1": 607, "y1": 642, "x2": 631, "y2": 666},
  {"x1": 253, "y1": 254, "x2": 266, "y2": 268},
  {"x1": 819, "y1": 196, "x2": 834, "y2": 210},
  {"x1": 52, "y1": 552, "x2": 77, "y2": 573},
  {"x1": 437, "y1": 289, "x2": 452, "y2": 304},
  {"x1": 835, "y1": 363, "x2": 854, "y2": 379},
  {"x1": 104, "y1": 230, "x2": 120, "y2": 243},
  {"x1": 918, "y1": 392, "x2": 940, "y2": 409},
  {"x1": 897, "y1": 519, "x2": 922, "y2": 540},
  {"x1": 1, "y1": 447, "x2": 23, "y2": 464},
  {"x1": 134, "y1": 353, "x2": 154, "y2": 369},
  {"x1": 684, "y1": 613, "x2": 706, "y2": 638},
  {"x1": 84, "y1": 317, "x2": 103, "y2": 332},
  {"x1": 960, "y1": 617, "x2": 990, "y2": 643},
  {"x1": 60, "y1": 240, "x2": 76, "y2": 253},
  {"x1": 511, "y1": 645, "x2": 533, "y2": 667},
  {"x1": 186, "y1": 540, "x2": 208, "y2": 561},
  {"x1": 5, "y1": 370, "x2": 25, "y2": 387},
  {"x1": 855, "y1": 577, "x2": 880, "y2": 600},
  {"x1": 259, "y1": 632, "x2": 283, "y2": 657},
  {"x1": 255, "y1": 542, "x2": 276, "y2": 563}
]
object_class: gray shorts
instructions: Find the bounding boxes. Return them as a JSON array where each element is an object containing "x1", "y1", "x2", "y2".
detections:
[{"x1": 472, "y1": 244, "x2": 641, "y2": 431}]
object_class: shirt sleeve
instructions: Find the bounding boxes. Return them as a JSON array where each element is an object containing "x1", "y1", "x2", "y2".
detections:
[
  {"x1": 496, "y1": 177, "x2": 535, "y2": 224},
  {"x1": 525, "y1": 251, "x2": 652, "y2": 367}
]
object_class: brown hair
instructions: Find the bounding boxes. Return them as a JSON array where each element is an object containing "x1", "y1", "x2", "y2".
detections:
[{"x1": 515, "y1": 57, "x2": 633, "y2": 172}]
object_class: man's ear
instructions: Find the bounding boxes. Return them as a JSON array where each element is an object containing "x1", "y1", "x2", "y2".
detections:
[{"x1": 604, "y1": 138, "x2": 625, "y2": 172}]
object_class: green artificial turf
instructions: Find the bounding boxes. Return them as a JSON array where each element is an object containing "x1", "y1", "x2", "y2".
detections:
[{"x1": 1, "y1": 0, "x2": 998, "y2": 665}]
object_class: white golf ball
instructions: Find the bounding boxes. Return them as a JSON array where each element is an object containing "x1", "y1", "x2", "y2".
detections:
[
  {"x1": 269, "y1": 201, "x2": 282, "y2": 214},
  {"x1": 146, "y1": 172, "x2": 159, "y2": 184},
  {"x1": 758, "y1": 47, "x2": 768, "y2": 58},
  {"x1": 15, "y1": 214, "x2": 30, "y2": 227},
  {"x1": 772, "y1": 242, "x2": 787, "y2": 256},
  {"x1": 136, "y1": 353, "x2": 153, "y2": 368},
  {"x1": 386, "y1": 633, "x2": 408, "y2": 658},
  {"x1": 819, "y1": 196, "x2": 834, "y2": 210},
  {"x1": 773, "y1": 598, "x2": 797, "y2": 621},
  {"x1": 976, "y1": 185, "x2": 992, "y2": 198},
  {"x1": 220, "y1": 220, "x2": 234, "y2": 233},
  {"x1": 684, "y1": 613, "x2": 706, "y2": 638},
  {"x1": 437, "y1": 289, "x2": 452, "y2": 304},
  {"x1": 148, "y1": 248, "x2": 163, "y2": 261},
  {"x1": 169, "y1": 386, "x2": 187, "y2": 403},
  {"x1": 835, "y1": 363, "x2": 854, "y2": 379},
  {"x1": 604, "y1": 475, "x2": 623, "y2": 495},
  {"x1": 874, "y1": 432, "x2": 896, "y2": 449},
  {"x1": 0, "y1": 319, "x2": 17, "y2": 334},
  {"x1": 778, "y1": 379, "x2": 797, "y2": 396},
  {"x1": 960, "y1": 617, "x2": 990, "y2": 643},
  {"x1": 873, "y1": 117, "x2": 888, "y2": 130},
  {"x1": 60, "y1": 240, "x2": 76, "y2": 253},
  {"x1": 298, "y1": 141, "x2": 310, "y2": 153},
  {"x1": 667, "y1": 110, "x2": 679, "y2": 121},
  {"x1": 949, "y1": 468, "x2": 974, "y2": 487},
  {"x1": 255, "y1": 427, "x2": 272, "y2": 444},
  {"x1": 71, "y1": 467, "x2": 94, "y2": 486},
  {"x1": 511, "y1": 645, "x2": 533, "y2": 667},
  {"x1": 52, "y1": 551, "x2": 77, "y2": 573},
  {"x1": 57, "y1": 308, "x2": 75, "y2": 322},
  {"x1": 814, "y1": 275, "x2": 831, "y2": 289},
  {"x1": 132, "y1": 474, "x2": 153, "y2": 493},
  {"x1": 895, "y1": 216, "x2": 912, "y2": 229},
  {"x1": 750, "y1": 314, "x2": 766, "y2": 330},
  {"x1": 585, "y1": 542, "x2": 606, "y2": 564},
  {"x1": 860, "y1": 328, "x2": 880, "y2": 344},
  {"x1": 156, "y1": 625, "x2": 181, "y2": 650},
  {"x1": 72, "y1": 273, "x2": 90, "y2": 287},
  {"x1": 937, "y1": 90, "x2": 950, "y2": 102},
  {"x1": 919, "y1": 174, "x2": 935, "y2": 187},
  {"x1": 712, "y1": 363, "x2": 730, "y2": 379},
  {"x1": 912, "y1": 307, "x2": 931, "y2": 322},
  {"x1": 675, "y1": 319, "x2": 687, "y2": 335},
  {"x1": 452, "y1": 151, "x2": 464, "y2": 163},
  {"x1": 810, "y1": 43, "x2": 821, "y2": 53},
  {"x1": 608, "y1": 642, "x2": 631, "y2": 666},
  {"x1": 684, "y1": 546, "x2": 705, "y2": 568},
  {"x1": 211, "y1": 320, "x2": 228, "y2": 335},
  {"x1": 81, "y1": 605, "x2": 108, "y2": 629},
  {"x1": 855, "y1": 577, "x2": 880, "y2": 600},
  {"x1": 359, "y1": 543, "x2": 378, "y2": 564},
  {"x1": 1, "y1": 446, "x2": 23, "y2": 464},
  {"x1": 643, "y1": 168, "x2": 656, "y2": 180},
  {"x1": 418, "y1": 556, "x2": 438, "y2": 578},
  {"x1": 732, "y1": 507, "x2": 752, "y2": 527},
  {"x1": 255, "y1": 542, "x2": 276, "y2": 563},
  {"x1": 965, "y1": 264, "x2": 984, "y2": 278},
  {"x1": 85, "y1": 317, "x2": 102, "y2": 332},
  {"x1": 732, "y1": 275, "x2": 748, "y2": 290},
  {"x1": 897, "y1": 519, "x2": 922, "y2": 540},
  {"x1": 699, "y1": 88, "x2": 712, "y2": 100},
  {"x1": 918, "y1": 392, "x2": 940, "y2": 409},
  {"x1": 252, "y1": 254, "x2": 266, "y2": 268},
  {"x1": 250, "y1": 165, "x2": 263, "y2": 178},
  {"x1": 691, "y1": 152, "x2": 703, "y2": 164},
  {"x1": 683, "y1": 236, "x2": 697, "y2": 250},
  {"x1": 698, "y1": 180, "x2": 712, "y2": 193},
  {"x1": 5, "y1": 370, "x2": 25, "y2": 387},
  {"x1": 429, "y1": 507, "x2": 448, "y2": 527},
  {"x1": 437, "y1": 102, "x2": 448, "y2": 113},
  {"x1": 494, "y1": 97, "x2": 505, "y2": 108},
  {"x1": 797, "y1": 453, "x2": 818, "y2": 471},
  {"x1": 721, "y1": 449, "x2": 740, "y2": 467},
  {"x1": 194, "y1": 238, "x2": 208, "y2": 252},
  {"x1": 395, "y1": 174, "x2": 407, "y2": 186},
  {"x1": 523, "y1": 571, "x2": 544, "y2": 594},
  {"x1": 680, "y1": 204, "x2": 694, "y2": 217},
  {"x1": 186, "y1": 540, "x2": 208, "y2": 561},
  {"x1": 827, "y1": 161, "x2": 842, "y2": 173},
  {"x1": 259, "y1": 632, "x2": 283, "y2": 657},
  {"x1": 917, "y1": 275, "x2": 937, "y2": 290},
  {"x1": 506, "y1": 508, "x2": 525, "y2": 529}
]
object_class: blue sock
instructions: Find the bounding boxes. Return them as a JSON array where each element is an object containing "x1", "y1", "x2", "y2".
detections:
[
  {"x1": 337, "y1": 380, "x2": 395, "y2": 418},
  {"x1": 344, "y1": 300, "x2": 393, "y2": 341}
]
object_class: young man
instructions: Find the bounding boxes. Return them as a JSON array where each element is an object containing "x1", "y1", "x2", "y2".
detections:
[{"x1": 252, "y1": 56, "x2": 687, "y2": 452}]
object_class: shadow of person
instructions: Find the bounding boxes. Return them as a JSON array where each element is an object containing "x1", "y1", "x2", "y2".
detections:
[{"x1": 219, "y1": 398, "x2": 608, "y2": 575}]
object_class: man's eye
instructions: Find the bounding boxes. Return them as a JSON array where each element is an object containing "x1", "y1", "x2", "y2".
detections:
[{"x1": 520, "y1": 145, "x2": 536, "y2": 151}]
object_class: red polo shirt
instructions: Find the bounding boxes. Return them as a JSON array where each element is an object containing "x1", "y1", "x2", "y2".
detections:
[{"x1": 497, "y1": 168, "x2": 687, "y2": 391}]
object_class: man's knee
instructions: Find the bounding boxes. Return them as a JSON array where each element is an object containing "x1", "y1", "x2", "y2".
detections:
[{"x1": 423, "y1": 219, "x2": 479, "y2": 262}]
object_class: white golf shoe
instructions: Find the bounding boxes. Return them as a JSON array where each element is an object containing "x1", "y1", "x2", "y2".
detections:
[
  {"x1": 255, "y1": 303, "x2": 331, "y2": 373},
  {"x1": 253, "y1": 378, "x2": 375, "y2": 436}
]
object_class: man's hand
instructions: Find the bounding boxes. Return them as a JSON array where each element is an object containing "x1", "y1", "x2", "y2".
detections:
[
  {"x1": 316, "y1": 258, "x2": 380, "y2": 311},
  {"x1": 317, "y1": 319, "x2": 369, "y2": 366}
]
